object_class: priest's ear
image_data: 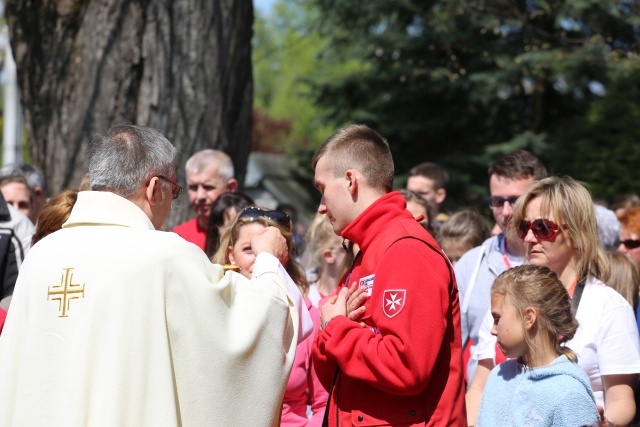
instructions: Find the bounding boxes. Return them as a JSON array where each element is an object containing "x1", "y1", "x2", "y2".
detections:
[{"x1": 145, "y1": 176, "x2": 163, "y2": 206}]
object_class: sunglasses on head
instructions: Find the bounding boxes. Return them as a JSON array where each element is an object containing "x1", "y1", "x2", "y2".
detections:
[
  {"x1": 238, "y1": 207, "x2": 292, "y2": 228},
  {"x1": 621, "y1": 239, "x2": 640, "y2": 249},
  {"x1": 516, "y1": 219, "x2": 565, "y2": 241},
  {"x1": 487, "y1": 196, "x2": 519, "y2": 210}
]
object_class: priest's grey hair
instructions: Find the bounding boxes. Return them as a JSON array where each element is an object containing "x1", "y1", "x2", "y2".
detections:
[{"x1": 87, "y1": 124, "x2": 177, "y2": 198}]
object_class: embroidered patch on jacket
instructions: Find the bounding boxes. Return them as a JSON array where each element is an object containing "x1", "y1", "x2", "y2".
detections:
[
  {"x1": 48, "y1": 267, "x2": 85, "y2": 318},
  {"x1": 382, "y1": 289, "x2": 406, "y2": 318},
  {"x1": 358, "y1": 274, "x2": 375, "y2": 296}
]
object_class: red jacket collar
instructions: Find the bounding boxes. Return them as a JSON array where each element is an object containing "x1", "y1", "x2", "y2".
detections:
[{"x1": 341, "y1": 191, "x2": 413, "y2": 252}]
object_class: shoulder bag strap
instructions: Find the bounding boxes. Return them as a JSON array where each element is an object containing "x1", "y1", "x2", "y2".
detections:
[{"x1": 572, "y1": 279, "x2": 586, "y2": 312}]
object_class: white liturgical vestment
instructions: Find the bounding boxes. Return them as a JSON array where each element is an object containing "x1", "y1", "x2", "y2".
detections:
[{"x1": 0, "y1": 191, "x2": 308, "y2": 426}]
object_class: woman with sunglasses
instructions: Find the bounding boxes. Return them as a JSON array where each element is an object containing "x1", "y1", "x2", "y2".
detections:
[
  {"x1": 616, "y1": 207, "x2": 640, "y2": 335},
  {"x1": 617, "y1": 206, "x2": 640, "y2": 264},
  {"x1": 213, "y1": 207, "x2": 328, "y2": 426},
  {"x1": 466, "y1": 177, "x2": 640, "y2": 426}
]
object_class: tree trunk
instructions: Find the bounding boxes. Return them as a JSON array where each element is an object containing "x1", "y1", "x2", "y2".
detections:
[{"x1": 5, "y1": 0, "x2": 253, "y2": 228}]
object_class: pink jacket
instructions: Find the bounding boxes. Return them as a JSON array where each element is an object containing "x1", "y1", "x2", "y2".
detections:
[{"x1": 281, "y1": 298, "x2": 328, "y2": 426}]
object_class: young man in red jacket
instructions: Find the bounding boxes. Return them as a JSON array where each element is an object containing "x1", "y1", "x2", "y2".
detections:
[{"x1": 311, "y1": 125, "x2": 466, "y2": 426}]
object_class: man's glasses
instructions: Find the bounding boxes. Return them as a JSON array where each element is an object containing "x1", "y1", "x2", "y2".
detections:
[
  {"x1": 157, "y1": 175, "x2": 183, "y2": 200},
  {"x1": 487, "y1": 196, "x2": 519, "y2": 210},
  {"x1": 238, "y1": 207, "x2": 292, "y2": 228},
  {"x1": 620, "y1": 239, "x2": 640, "y2": 249},
  {"x1": 516, "y1": 219, "x2": 565, "y2": 241}
]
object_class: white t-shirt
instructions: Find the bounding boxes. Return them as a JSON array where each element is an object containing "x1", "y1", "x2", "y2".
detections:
[
  {"x1": 474, "y1": 309, "x2": 498, "y2": 362},
  {"x1": 473, "y1": 277, "x2": 640, "y2": 408}
]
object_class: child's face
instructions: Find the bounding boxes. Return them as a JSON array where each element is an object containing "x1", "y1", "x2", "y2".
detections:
[
  {"x1": 490, "y1": 293, "x2": 527, "y2": 359},
  {"x1": 228, "y1": 222, "x2": 267, "y2": 279}
]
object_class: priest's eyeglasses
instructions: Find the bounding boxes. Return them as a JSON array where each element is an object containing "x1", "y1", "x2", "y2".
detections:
[{"x1": 157, "y1": 175, "x2": 184, "y2": 200}]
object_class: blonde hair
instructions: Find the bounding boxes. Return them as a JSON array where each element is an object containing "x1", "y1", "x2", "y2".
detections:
[
  {"x1": 606, "y1": 251, "x2": 639, "y2": 312},
  {"x1": 511, "y1": 176, "x2": 610, "y2": 283},
  {"x1": 213, "y1": 210, "x2": 309, "y2": 295},
  {"x1": 304, "y1": 213, "x2": 342, "y2": 273},
  {"x1": 492, "y1": 265, "x2": 579, "y2": 363}
]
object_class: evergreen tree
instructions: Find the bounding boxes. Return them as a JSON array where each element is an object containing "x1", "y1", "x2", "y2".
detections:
[{"x1": 308, "y1": 0, "x2": 640, "y2": 204}]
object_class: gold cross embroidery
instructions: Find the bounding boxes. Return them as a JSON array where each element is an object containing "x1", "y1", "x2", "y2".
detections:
[{"x1": 48, "y1": 268, "x2": 85, "y2": 318}]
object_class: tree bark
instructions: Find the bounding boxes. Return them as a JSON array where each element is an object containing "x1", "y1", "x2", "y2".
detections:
[{"x1": 5, "y1": 0, "x2": 253, "y2": 227}]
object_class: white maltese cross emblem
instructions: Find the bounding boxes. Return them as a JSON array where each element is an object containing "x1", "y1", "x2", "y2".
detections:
[{"x1": 382, "y1": 290, "x2": 406, "y2": 318}]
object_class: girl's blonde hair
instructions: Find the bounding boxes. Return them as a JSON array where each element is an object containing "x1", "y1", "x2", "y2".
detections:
[
  {"x1": 511, "y1": 176, "x2": 610, "y2": 283},
  {"x1": 304, "y1": 213, "x2": 342, "y2": 273},
  {"x1": 492, "y1": 265, "x2": 579, "y2": 363},
  {"x1": 213, "y1": 209, "x2": 309, "y2": 295}
]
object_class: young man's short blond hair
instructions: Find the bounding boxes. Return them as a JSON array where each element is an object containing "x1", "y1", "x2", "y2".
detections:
[{"x1": 312, "y1": 125, "x2": 394, "y2": 191}]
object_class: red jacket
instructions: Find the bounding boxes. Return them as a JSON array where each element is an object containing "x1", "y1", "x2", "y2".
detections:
[
  {"x1": 312, "y1": 192, "x2": 466, "y2": 426},
  {"x1": 172, "y1": 218, "x2": 206, "y2": 251}
]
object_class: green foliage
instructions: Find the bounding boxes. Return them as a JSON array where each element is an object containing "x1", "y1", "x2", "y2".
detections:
[
  {"x1": 549, "y1": 58, "x2": 640, "y2": 202},
  {"x1": 253, "y1": 1, "x2": 366, "y2": 160},
  {"x1": 304, "y1": 0, "x2": 640, "y2": 208}
]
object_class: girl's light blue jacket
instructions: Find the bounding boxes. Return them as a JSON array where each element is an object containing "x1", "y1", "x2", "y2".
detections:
[{"x1": 477, "y1": 354, "x2": 600, "y2": 427}]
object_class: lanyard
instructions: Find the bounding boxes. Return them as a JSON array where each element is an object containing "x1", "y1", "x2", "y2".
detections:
[
  {"x1": 566, "y1": 277, "x2": 579, "y2": 297},
  {"x1": 500, "y1": 237, "x2": 512, "y2": 269}
]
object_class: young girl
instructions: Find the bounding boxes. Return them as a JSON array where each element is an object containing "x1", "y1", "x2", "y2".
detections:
[
  {"x1": 213, "y1": 206, "x2": 327, "y2": 427},
  {"x1": 477, "y1": 265, "x2": 600, "y2": 427},
  {"x1": 303, "y1": 213, "x2": 346, "y2": 308}
]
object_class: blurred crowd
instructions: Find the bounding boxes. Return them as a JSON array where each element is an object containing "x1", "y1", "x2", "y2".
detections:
[{"x1": 1, "y1": 124, "x2": 639, "y2": 427}]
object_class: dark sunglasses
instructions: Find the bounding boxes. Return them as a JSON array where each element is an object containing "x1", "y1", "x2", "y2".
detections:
[
  {"x1": 157, "y1": 175, "x2": 184, "y2": 200},
  {"x1": 517, "y1": 219, "x2": 565, "y2": 241},
  {"x1": 487, "y1": 196, "x2": 519, "y2": 210},
  {"x1": 621, "y1": 239, "x2": 640, "y2": 249},
  {"x1": 238, "y1": 207, "x2": 292, "y2": 228}
]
